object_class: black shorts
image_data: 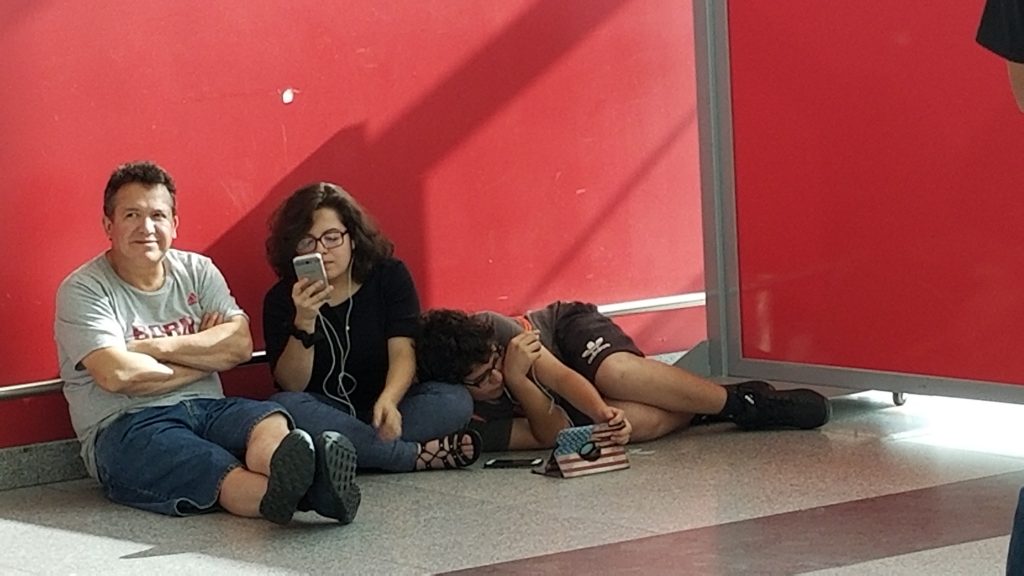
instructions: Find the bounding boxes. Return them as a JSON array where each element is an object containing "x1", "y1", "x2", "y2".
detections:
[
  {"x1": 978, "y1": 0, "x2": 1024, "y2": 63},
  {"x1": 542, "y1": 301, "x2": 644, "y2": 383}
]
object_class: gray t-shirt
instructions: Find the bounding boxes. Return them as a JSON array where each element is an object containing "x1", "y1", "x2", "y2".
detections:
[
  {"x1": 478, "y1": 307, "x2": 559, "y2": 358},
  {"x1": 54, "y1": 249, "x2": 246, "y2": 478}
]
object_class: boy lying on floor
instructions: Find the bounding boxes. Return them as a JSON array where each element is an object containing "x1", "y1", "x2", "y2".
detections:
[{"x1": 415, "y1": 302, "x2": 831, "y2": 451}]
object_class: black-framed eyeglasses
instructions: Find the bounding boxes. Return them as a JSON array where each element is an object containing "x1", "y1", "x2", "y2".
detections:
[
  {"x1": 296, "y1": 229, "x2": 349, "y2": 255},
  {"x1": 464, "y1": 347, "x2": 502, "y2": 387}
]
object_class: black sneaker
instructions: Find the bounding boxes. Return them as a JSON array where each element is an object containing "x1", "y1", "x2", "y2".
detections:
[
  {"x1": 309, "y1": 431, "x2": 361, "y2": 524},
  {"x1": 692, "y1": 381, "x2": 777, "y2": 426},
  {"x1": 260, "y1": 429, "x2": 316, "y2": 525},
  {"x1": 731, "y1": 381, "x2": 831, "y2": 430}
]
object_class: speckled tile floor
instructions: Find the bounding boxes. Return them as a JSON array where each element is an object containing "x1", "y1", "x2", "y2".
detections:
[{"x1": 1, "y1": 389, "x2": 1022, "y2": 575}]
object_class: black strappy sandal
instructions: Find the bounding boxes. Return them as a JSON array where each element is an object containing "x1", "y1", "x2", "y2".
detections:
[{"x1": 416, "y1": 429, "x2": 482, "y2": 470}]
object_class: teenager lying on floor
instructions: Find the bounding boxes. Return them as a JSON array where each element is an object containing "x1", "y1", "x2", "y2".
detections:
[{"x1": 415, "y1": 302, "x2": 831, "y2": 451}]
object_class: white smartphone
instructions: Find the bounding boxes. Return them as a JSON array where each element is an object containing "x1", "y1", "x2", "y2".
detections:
[{"x1": 292, "y1": 253, "x2": 328, "y2": 286}]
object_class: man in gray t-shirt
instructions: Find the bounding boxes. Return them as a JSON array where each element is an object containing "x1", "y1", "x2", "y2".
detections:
[
  {"x1": 56, "y1": 247, "x2": 239, "y2": 479},
  {"x1": 53, "y1": 161, "x2": 359, "y2": 525}
]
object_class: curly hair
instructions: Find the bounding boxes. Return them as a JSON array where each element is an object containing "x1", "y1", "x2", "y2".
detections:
[
  {"x1": 103, "y1": 161, "x2": 176, "y2": 217},
  {"x1": 265, "y1": 182, "x2": 393, "y2": 281},
  {"x1": 416, "y1": 309, "x2": 497, "y2": 384}
]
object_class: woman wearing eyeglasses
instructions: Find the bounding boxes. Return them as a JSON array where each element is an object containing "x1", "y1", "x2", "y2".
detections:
[{"x1": 262, "y1": 182, "x2": 479, "y2": 481}]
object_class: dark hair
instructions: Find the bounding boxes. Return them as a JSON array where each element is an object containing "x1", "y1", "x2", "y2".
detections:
[
  {"x1": 103, "y1": 161, "x2": 177, "y2": 217},
  {"x1": 265, "y1": 182, "x2": 393, "y2": 281},
  {"x1": 415, "y1": 309, "x2": 497, "y2": 384}
]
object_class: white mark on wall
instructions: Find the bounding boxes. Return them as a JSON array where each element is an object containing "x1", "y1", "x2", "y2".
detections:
[
  {"x1": 281, "y1": 88, "x2": 296, "y2": 104},
  {"x1": 219, "y1": 181, "x2": 249, "y2": 215}
]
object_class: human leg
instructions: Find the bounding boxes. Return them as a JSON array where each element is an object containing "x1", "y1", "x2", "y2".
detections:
[
  {"x1": 218, "y1": 468, "x2": 268, "y2": 518},
  {"x1": 270, "y1": 391, "x2": 417, "y2": 471},
  {"x1": 399, "y1": 381, "x2": 473, "y2": 442},
  {"x1": 605, "y1": 399, "x2": 693, "y2": 442},
  {"x1": 219, "y1": 397, "x2": 358, "y2": 523},
  {"x1": 546, "y1": 303, "x2": 724, "y2": 414},
  {"x1": 691, "y1": 382, "x2": 781, "y2": 425},
  {"x1": 93, "y1": 404, "x2": 245, "y2": 517},
  {"x1": 273, "y1": 391, "x2": 480, "y2": 474},
  {"x1": 1007, "y1": 486, "x2": 1024, "y2": 575},
  {"x1": 243, "y1": 412, "x2": 291, "y2": 473},
  {"x1": 593, "y1": 354, "x2": 829, "y2": 430},
  {"x1": 550, "y1": 303, "x2": 827, "y2": 429},
  {"x1": 414, "y1": 430, "x2": 482, "y2": 470},
  {"x1": 595, "y1": 352, "x2": 727, "y2": 414},
  {"x1": 217, "y1": 427, "x2": 314, "y2": 522},
  {"x1": 1009, "y1": 61, "x2": 1024, "y2": 113},
  {"x1": 200, "y1": 399, "x2": 315, "y2": 524}
]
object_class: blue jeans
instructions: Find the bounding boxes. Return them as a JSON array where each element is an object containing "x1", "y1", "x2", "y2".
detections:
[
  {"x1": 94, "y1": 398, "x2": 290, "y2": 516},
  {"x1": 1009, "y1": 487, "x2": 1024, "y2": 575},
  {"x1": 271, "y1": 381, "x2": 472, "y2": 472}
]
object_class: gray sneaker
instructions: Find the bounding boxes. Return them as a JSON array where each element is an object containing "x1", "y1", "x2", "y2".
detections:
[
  {"x1": 309, "y1": 431, "x2": 361, "y2": 524},
  {"x1": 260, "y1": 429, "x2": 316, "y2": 525}
]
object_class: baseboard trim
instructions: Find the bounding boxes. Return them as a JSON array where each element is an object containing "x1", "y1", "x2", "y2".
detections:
[{"x1": 0, "y1": 439, "x2": 87, "y2": 491}]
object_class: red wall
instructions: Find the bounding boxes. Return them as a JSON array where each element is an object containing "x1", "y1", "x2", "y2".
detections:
[
  {"x1": 730, "y1": 2, "x2": 1024, "y2": 383},
  {"x1": 0, "y1": 1, "x2": 702, "y2": 448}
]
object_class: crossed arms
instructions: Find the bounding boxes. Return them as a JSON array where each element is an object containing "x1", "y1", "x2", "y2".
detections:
[{"x1": 82, "y1": 312, "x2": 253, "y2": 396}]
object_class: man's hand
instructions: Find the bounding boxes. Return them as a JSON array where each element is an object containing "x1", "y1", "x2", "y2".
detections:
[
  {"x1": 599, "y1": 405, "x2": 632, "y2": 445},
  {"x1": 199, "y1": 311, "x2": 226, "y2": 331},
  {"x1": 292, "y1": 277, "x2": 333, "y2": 330},
  {"x1": 503, "y1": 331, "x2": 542, "y2": 381},
  {"x1": 373, "y1": 396, "x2": 403, "y2": 441},
  {"x1": 116, "y1": 351, "x2": 175, "y2": 384}
]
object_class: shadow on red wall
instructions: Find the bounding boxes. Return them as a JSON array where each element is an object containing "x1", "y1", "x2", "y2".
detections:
[{"x1": 209, "y1": 0, "x2": 635, "y2": 398}]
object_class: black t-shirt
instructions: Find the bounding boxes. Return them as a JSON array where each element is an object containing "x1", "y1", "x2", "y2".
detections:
[
  {"x1": 263, "y1": 258, "x2": 420, "y2": 421},
  {"x1": 978, "y1": 0, "x2": 1024, "y2": 63}
]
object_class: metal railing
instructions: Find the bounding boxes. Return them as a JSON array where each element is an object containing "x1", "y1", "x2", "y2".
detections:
[{"x1": 0, "y1": 292, "x2": 706, "y2": 401}]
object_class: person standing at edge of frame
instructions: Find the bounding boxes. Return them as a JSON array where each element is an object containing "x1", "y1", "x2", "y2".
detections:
[{"x1": 978, "y1": 0, "x2": 1024, "y2": 111}]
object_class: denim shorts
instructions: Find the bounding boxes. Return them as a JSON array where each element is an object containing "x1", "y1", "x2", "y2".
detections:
[{"x1": 93, "y1": 398, "x2": 291, "y2": 516}]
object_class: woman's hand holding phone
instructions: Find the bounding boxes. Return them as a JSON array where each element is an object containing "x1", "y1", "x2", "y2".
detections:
[
  {"x1": 291, "y1": 277, "x2": 332, "y2": 328},
  {"x1": 291, "y1": 253, "x2": 333, "y2": 330}
]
